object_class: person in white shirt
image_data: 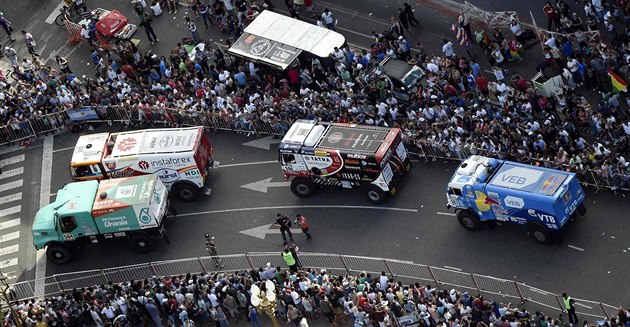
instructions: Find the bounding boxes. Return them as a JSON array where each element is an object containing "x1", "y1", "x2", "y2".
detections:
[
  {"x1": 321, "y1": 8, "x2": 335, "y2": 30},
  {"x1": 442, "y1": 39, "x2": 455, "y2": 58},
  {"x1": 150, "y1": 0, "x2": 162, "y2": 15},
  {"x1": 544, "y1": 35, "x2": 556, "y2": 48}
]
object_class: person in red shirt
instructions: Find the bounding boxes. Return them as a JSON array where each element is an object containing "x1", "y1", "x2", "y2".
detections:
[
  {"x1": 543, "y1": 1, "x2": 557, "y2": 31},
  {"x1": 475, "y1": 75, "x2": 489, "y2": 97},
  {"x1": 303, "y1": 0, "x2": 317, "y2": 17},
  {"x1": 287, "y1": 68, "x2": 299, "y2": 91},
  {"x1": 443, "y1": 83, "x2": 458, "y2": 96},
  {"x1": 294, "y1": 214, "x2": 312, "y2": 241},
  {"x1": 122, "y1": 64, "x2": 136, "y2": 80}
]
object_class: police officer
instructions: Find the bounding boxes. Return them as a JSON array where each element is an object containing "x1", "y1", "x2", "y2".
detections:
[{"x1": 275, "y1": 213, "x2": 294, "y2": 245}]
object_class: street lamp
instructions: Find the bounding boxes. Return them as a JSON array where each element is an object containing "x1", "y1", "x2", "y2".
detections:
[
  {"x1": 0, "y1": 270, "x2": 21, "y2": 327},
  {"x1": 250, "y1": 280, "x2": 279, "y2": 327}
]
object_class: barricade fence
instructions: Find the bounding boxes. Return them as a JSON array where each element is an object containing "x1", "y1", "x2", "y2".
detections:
[
  {"x1": 9, "y1": 253, "x2": 619, "y2": 320},
  {"x1": 6, "y1": 105, "x2": 628, "y2": 193},
  {"x1": 407, "y1": 142, "x2": 630, "y2": 192}
]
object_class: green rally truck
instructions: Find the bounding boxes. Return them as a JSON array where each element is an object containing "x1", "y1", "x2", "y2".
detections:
[{"x1": 32, "y1": 174, "x2": 174, "y2": 264}]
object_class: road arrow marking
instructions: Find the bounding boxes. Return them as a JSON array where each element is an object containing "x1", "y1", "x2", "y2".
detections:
[
  {"x1": 242, "y1": 136, "x2": 281, "y2": 150},
  {"x1": 239, "y1": 224, "x2": 302, "y2": 240},
  {"x1": 241, "y1": 178, "x2": 290, "y2": 193}
]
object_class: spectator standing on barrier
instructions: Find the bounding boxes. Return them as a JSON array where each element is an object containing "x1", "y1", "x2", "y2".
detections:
[
  {"x1": 562, "y1": 292, "x2": 578, "y2": 325},
  {"x1": 275, "y1": 213, "x2": 294, "y2": 245},
  {"x1": 294, "y1": 214, "x2": 312, "y2": 241}
]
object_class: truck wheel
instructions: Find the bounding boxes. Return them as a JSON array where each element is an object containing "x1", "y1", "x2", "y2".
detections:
[
  {"x1": 173, "y1": 183, "x2": 200, "y2": 202},
  {"x1": 290, "y1": 178, "x2": 314, "y2": 198},
  {"x1": 528, "y1": 223, "x2": 554, "y2": 245},
  {"x1": 457, "y1": 210, "x2": 481, "y2": 231},
  {"x1": 577, "y1": 203, "x2": 587, "y2": 216},
  {"x1": 365, "y1": 185, "x2": 388, "y2": 204},
  {"x1": 46, "y1": 244, "x2": 72, "y2": 264},
  {"x1": 129, "y1": 233, "x2": 154, "y2": 253}
]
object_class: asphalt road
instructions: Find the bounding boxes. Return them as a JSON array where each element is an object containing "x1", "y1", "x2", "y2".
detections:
[
  {"x1": 0, "y1": 0, "x2": 628, "y2": 309},
  {"x1": 34, "y1": 125, "x2": 628, "y2": 308}
]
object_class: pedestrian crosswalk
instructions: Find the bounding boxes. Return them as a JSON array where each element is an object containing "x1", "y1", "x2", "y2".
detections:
[{"x1": 0, "y1": 153, "x2": 26, "y2": 281}]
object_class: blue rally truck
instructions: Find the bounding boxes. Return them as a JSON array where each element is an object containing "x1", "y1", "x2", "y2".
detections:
[{"x1": 446, "y1": 155, "x2": 587, "y2": 244}]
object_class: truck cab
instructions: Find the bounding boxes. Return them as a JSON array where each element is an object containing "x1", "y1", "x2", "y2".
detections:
[
  {"x1": 33, "y1": 181, "x2": 101, "y2": 263},
  {"x1": 33, "y1": 175, "x2": 171, "y2": 264},
  {"x1": 446, "y1": 155, "x2": 587, "y2": 244}
]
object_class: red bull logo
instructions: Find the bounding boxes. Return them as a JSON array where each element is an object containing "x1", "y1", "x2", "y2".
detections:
[{"x1": 484, "y1": 197, "x2": 500, "y2": 206}]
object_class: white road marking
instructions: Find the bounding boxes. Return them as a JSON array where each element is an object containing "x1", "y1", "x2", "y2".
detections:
[
  {"x1": 0, "y1": 180, "x2": 23, "y2": 193},
  {"x1": 240, "y1": 178, "x2": 290, "y2": 193},
  {"x1": 0, "y1": 218, "x2": 20, "y2": 230},
  {"x1": 35, "y1": 136, "x2": 53, "y2": 297},
  {"x1": 215, "y1": 160, "x2": 277, "y2": 168},
  {"x1": 52, "y1": 146, "x2": 75, "y2": 153},
  {"x1": 0, "y1": 193, "x2": 22, "y2": 205},
  {"x1": 0, "y1": 154, "x2": 25, "y2": 167},
  {"x1": 0, "y1": 206, "x2": 20, "y2": 218},
  {"x1": 0, "y1": 258, "x2": 18, "y2": 269},
  {"x1": 45, "y1": 0, "x2": 66, "y2": 24},
  {"x1": 0, "y1": 244, "x2": 19, "y2": 256},
  {"x1": 239, "y1": 224, "x2": 303, "y2": 239},
  {"x1": 568, "y1": 245, "x2": 584, "y2": 252},
  {"x1": 0, "y1": 167, "x2": 24, "y2": 180},
  {"x1": 436, "y1": 212, "x2": 456, "y2": 216},
  {"x1": 50, "y1": 193, "x2": 57, "y2": 197},
  {"x1": 443, "y1": 266, "x2": 463, "y2": 271},
  {"x1": 179, "y1": 205, "x2": 419, "y2": 217},
  {"x1": 0, "y1": 231, "x2": 20, "y2": 243}
]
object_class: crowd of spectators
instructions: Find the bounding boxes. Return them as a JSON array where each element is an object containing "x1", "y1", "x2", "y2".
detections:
[
  {"x1": 0, "y1": 0, "x2": 629, "y2": 188},
  {"x1": 10, "y1": 260, "x2": 630, "y2": 327}
]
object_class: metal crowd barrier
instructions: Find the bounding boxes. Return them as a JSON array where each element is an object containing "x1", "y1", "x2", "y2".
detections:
[
  {"x1": 408, "y1": 142, "x2": 630, "y2": 192},
  {"x1": 9, "y1": 253, "x2": 620, "y2": 320},
  {"x1": 4, "y1": 105, "x2": 628, "y2": 193}
]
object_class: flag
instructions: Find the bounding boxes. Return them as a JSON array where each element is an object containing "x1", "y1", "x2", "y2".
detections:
[
  {"x1": 609, "y1": 70, "x2": 628, "y2": 93},
  {"x1": 450, "y1": 24, "x2": 468, "y2": 45}
]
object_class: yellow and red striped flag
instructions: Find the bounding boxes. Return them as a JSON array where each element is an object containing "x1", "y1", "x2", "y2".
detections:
[{"x1": 609, "y1": 70, "x2": 628, "y2": 93}]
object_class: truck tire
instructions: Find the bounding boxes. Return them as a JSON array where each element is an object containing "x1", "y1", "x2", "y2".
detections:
[
  {"x1": 173, "y1": 182, "x2": 200, "y2": 202},
  {"x1": 528, "y1": 223, "x2": 554, "y2": 245},
  {"x1": 129, "y1": 233, "x2": 154, "y2": 253},
  {"x1": 290, "y1": 178, "x2": 315, "y2": 198},
  {"x1": 46, "y1": 244, "x2": 72, "y2": 264},
  {"x1": 457, "y1": 210, "x2": 481, "y2": 231},
  {"x1": 577, "y1": 203, "x2": 587, "y2": 216},
  {"x1": 365, "y1": 185, "x2": 388, "y2": 204}
]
